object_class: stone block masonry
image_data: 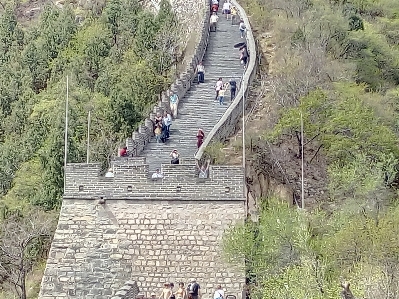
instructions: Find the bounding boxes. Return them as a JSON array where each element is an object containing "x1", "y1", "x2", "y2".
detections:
[
  {"x1": 39, "y1": 199, "x2": 245, "y2": 299},
  {"x1": 64, "y1": 162, "x2": 244, "y2": 200}
]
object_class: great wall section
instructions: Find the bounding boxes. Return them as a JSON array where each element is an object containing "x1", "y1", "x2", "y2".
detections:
[{"x1": 38, "y1": 0, "x2": 257, "y2": 297}]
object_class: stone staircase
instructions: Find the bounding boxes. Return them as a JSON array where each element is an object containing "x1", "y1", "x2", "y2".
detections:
[{"x1": 140, "y1": 15, "x2": 245, "y2": 172}]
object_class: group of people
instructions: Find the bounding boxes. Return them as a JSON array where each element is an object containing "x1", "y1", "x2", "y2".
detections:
[
  {"x1": 155, "y1": 280, "x2": 225, "y2": 299},
  {"x1": 154, "y1": 111, "x2": 172, "y2": 144},
  {"x1": 209, "y1": 0, "x2": 246, "y2": 39},
  {"x1": 214, "y1": 78, "x2": 237, "y2": 105},
  {"x1": 114, "y1": 0, "x2": 247, "y2": 178}
]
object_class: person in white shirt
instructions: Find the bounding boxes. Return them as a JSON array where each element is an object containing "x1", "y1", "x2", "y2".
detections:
[
  {"x1": 210, "y1": 12, "x2": 219, "y2": 32},
  {"x1": 213, "y1": 285, "x2": 224, "y2": 299},
  {"x1": 239, "y1": 19, "x2": 246, "y2": 38},
  {"x1": 215, "y1": 77, "x2": 223, "y2": 100},
  {"x1": 163, "y1": 112, "x2": 172, "y2": 138},
  {"x1": 152, "y1": 169, "x2": 163, "y2": 179},
  {"x1": 196, "y1": 62, "x2": 205, "y2": 84},
  {"x1": 170, "y1": 149, "x2": 180, "y2": 164},
  {"x1": 169, "y1": 91, "x2": 179, "y2": 118},
  {"x1": 105, "y1": 168, "x2": 114, "y2": 178},
  {"x1": 222, "y1": 0, "x2": 231, "y2": 19}
]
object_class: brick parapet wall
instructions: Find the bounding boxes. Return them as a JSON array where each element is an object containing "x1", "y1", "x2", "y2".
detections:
[
  {"x1": 125, "y1": 3, "x2": 210, "y2": 158},
  {"x1": 64, "y1": 162, "x2": 244, "y2": 200},
  {"x1": 195, "y1": 0, "x2": 257, "y2": 161},
  {"x1": 39, "y1": 200, "x2": 245, "y2": 299}
]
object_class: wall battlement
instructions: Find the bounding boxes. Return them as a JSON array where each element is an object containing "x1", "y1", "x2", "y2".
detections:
[{"x1": 65, "y1": 162, "x2": 244, "y2": 200}]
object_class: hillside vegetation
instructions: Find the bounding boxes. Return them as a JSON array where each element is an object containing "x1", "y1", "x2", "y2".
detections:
[
  {"x1": 0, "y1": 0, "x2": 179, "y2": 297},
  {"x1": 223, "y1": 0, "x2": 399, "y2": 298}
]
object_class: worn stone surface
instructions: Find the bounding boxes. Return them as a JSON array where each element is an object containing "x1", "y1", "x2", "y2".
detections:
[
  {"x1": 195, "y1": 0, "x2": 257, "y2": 161},
  {"x1": 39, "y1": 1, "x2": 256, "y2": 298},
  {"x1": 39, "y1": 200, "x2": 245, "y2": 299},
  {"x1": 140, "y1": 14, "x2": 246, "y2": 173}
]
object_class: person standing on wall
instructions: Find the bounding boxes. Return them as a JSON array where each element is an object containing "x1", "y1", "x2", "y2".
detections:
[
  {"x1": 196, "y1": 62, "x2": 205, "y2": 84},
  {"x1": 214, "y1": 77, "x2": 223, "y2": 101},
  {"x1": 187, "y1": 279, "x2": 201, "y2": 299},
  {"x1": 229, "y1": 78, "x2": 237, "y2": 100},
  {"x1": 196, "y1": 128, "x2": 205, "y2": 148},
  {"x1": 210, "y1": 12, "x2": 219, "y2": 32},
  {"x1": 170, "y1": 91, "x2": 179, "y2": 119},
  {"x1": 239, "y1": 19, "x2": 246, "y2": 38}
]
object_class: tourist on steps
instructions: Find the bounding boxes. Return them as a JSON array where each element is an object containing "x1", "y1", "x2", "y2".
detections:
[
  {"x1": 163, "y1": 111, "x2": 172, "y2": 139},
  {"x1": 196, "y1": 159, "x2": 210, "y2": 178},
  {"x1": 239, "y1": 19, "x2": 246, "y2": 38},
  {"x1": 105, "y1": 168, "x2": 114, "y2": 178},
  {"x1": 119, "y1": 146, "x2": 128, "y2": 157},
  {"x1": 239, "y1": 45, "x2": 249, "y2": 67},
  {"x1": 170, "y1": 149, "x2": 180, "y2": 164},
  {"x1": 222, "y1": 0, "x2": 232, "y2": 20},
  {"x1": 155, "y1": 123, "x2": 164, "y2": 143},
  {"x1": 229, "y1": 78, "x2": 237, "y2": 100},
  {"x1": 215, "y1": 78, "x2": 223, "y2": 101},
  {"x1": 210, "y1": 12, "x2": 219, "y2": 32},
  {"x1": 213, "y1": 285, "x2": 225, "y2": 299},
  {"x1": 151, "y1": 293, "x2": 157, "y2": 299},
  {"x1": 196, "y1": 61, "x2": 205, "y2": 84},
  {"x1": 170, "y1": 91, "x2": 179, "y2": 118},
  {"x1": 152, "y1": 169, "x2": 164, "y2": 179},
  {"x1": 218, "y1": 87, "x2": 226, "y2": 105},
  {"x1": 197, "y1": 128, "x2": 205, "y2": 148},
  {"x1": 176, "y1": 282, "x2": 187, "y2": 299},
  {"x1": 231, "y1": 6, "x2": 238, "y2": 24}
]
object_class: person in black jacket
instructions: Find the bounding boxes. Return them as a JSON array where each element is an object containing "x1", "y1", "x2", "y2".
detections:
[{"x1": 229, "y1": 79, "x2": 237, "y2": 100}]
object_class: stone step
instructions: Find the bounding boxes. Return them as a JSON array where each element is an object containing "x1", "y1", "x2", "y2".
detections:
[{"x1": 140, "y1": 16, "x2": 244, "y2": 171}]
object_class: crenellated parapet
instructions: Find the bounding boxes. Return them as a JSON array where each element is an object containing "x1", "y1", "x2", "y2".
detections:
[
  {"x1": 64, "y1": 160, "x2": 244, "y2": 200},
  {"x1": 122, "y1": 3, "x2": 210, "y2": 158}
]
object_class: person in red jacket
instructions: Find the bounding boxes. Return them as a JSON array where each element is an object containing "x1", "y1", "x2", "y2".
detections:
[
  {"x1": 196, "y1": 129, "x2": 205, "y2": 148},
  {"x1": 119, "y1": 146, "x2": 128, "y2": 157}
]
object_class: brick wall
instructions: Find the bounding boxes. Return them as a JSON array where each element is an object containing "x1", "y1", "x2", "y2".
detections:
[
  {"x1": 64, "y1": 162, "x2": 244, "y2": 200},
  {"x1": 39, "y1": 199, "x2": 245, "y2": 299}
]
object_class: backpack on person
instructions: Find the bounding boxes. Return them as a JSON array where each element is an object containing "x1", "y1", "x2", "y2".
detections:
[
  {"x1": 188, "y1": 283, "x2": 199, "y2": 295},
  {"x1": 216, "y1": 291, "x2": 224, "y2": 299}
]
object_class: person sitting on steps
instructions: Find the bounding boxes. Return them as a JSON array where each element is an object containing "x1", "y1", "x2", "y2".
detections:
[
  {"x1": 152, "y1": 169, "x2": 164, "y2": 179},
  {"x1": 196, "y1": 159, "x2": 211, "y2": 178},
  {"x1": 170, "y1": 149, "x2": 180, "y2": 164}
]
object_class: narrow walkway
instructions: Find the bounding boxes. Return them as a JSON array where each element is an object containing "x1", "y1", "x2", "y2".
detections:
[{"x1": 141, "y1": 13, "x2": 244, "y2": 171}]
